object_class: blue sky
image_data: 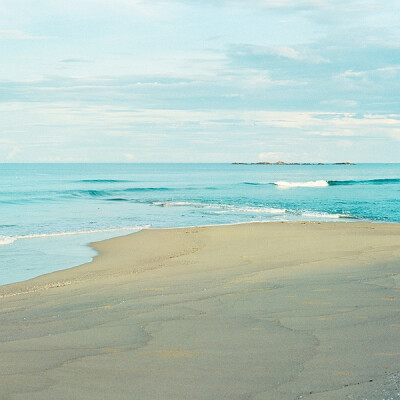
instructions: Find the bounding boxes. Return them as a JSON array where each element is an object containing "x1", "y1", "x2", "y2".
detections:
[{"x1": 0, "y1": 0, "x2": 399, "y2": 162}]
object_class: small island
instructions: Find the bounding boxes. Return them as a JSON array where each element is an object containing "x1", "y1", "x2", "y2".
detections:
[{"x1": 232, "y1": 161, "x2": 355, "y2": 165}]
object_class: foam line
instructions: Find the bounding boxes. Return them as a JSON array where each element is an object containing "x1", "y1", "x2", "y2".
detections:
[
  {"x1": 274, "y1": 180, "x2": 329, "y2": 188},
  {"x1": 0, "y1": 226, "x2": 149, "y2": 246}
]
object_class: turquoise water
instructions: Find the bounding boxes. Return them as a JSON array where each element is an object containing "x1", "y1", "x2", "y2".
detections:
[{"x1": 1, "y1": 163, "x2": 399, "y2": 285}]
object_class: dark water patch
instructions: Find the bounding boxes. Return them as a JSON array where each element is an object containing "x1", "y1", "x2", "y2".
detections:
[
  {"x1": 242, "y1": 182, "x2": 268, "y2": 186},
  {"x1": 243, "y1": 179, "x2": 400, "y2": 187},
  {"x1": 0, "y1": 224, "x2": 17, "y2": 227},
  {"x1": 123, "y1": 187, "x2": 173, "y2": 192},
  {"x1": 61, "y1": 187, "x2": 174, "y2": 198},
  {"x1": 88, "y1": 190, "x2": 108, "y2": 196},
  {"x1": 106, "y1": 198, "x2": 129, "y2": 202},
  {"x1": 78, "y1": 179, "x2": 133, "y2": 183},
  {"x1": 63, "y1": 189, "x2": 111, "y2": 198},
  {"x1": 0, "y1": 199, "x2": 34, "y2": 205},
  {"x1": 329, "y1": 178, "x2": 400, "y2": 186}
]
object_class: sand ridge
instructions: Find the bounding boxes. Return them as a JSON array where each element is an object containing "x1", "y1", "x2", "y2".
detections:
[{"x1": 0, "y1": 222, "x2": 399, "y2": 399}]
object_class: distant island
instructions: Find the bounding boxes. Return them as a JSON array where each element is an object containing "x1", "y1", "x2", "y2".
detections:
[{"x1": 232, "y1": 161, "x2": 355, "y2": 165}]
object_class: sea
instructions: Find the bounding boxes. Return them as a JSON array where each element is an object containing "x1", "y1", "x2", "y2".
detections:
[{"x1": 1, "y1": 163, "x2": 399, "y2": 286}]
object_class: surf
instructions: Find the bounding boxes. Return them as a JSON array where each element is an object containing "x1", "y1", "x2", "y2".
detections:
[
  {"x1": 328, "y1": 178, "x2": 400, "y2": 186},
  {"x1": 274, "y1": 180, "x2": 329, "y2": 188},
  {"x1": 0, "y1": 226, "x2": 149, "y2": 247}
]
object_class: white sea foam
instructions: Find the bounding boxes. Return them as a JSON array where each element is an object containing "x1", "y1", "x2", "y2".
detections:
[
  {"x1": 301, "y1": 212, "x2": 341, "y2": 219},
  {"x1": 233, "y1": 206, "x2": 286, "y2": 214},
  {"x1": 153, "y1": 201, "x2": 286, "y2": 215},
  {"x1": 0, "y1": 226, "x2": 149, "y2": 246},
  {"x1": 210, "y1": 206, "x2": 286, "y2": 215},
  {"x1": 0, "y1": 235, "x2": 16, "y2": 246},
  {"x1": 153, "y1": 201, "x2": 201, "y2": 207},
  {"x1": 274, "y1": 180, "x2": 329, "y2": 188}
]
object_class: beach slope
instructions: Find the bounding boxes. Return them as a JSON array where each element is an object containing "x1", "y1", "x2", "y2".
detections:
[{"x1": 1, "y1": 222, "x2": 399, "y2": 399}]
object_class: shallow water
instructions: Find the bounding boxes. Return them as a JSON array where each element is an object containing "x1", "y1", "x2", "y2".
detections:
[{"x1": 1, "y1": 163, "x2": 399, "y2": 285}]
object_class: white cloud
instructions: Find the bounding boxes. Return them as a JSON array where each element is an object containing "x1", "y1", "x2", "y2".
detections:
[
  {"x1": 273, "y1": 46, "x2": 330, "y2": 64},
  {"x1": 274, "y1": 46, "x2": 302, "y2": 59},
  {"x1": 306, "y1": 130, "x2": 358, "y2": 137},
  {"x1": 338, "y1": 66, "x2": 400, "y2": 82},
  {"x1": 251, "y1": 0, "x2": 386, "y2": 13},
  {"x1": 0, "y1": 102, "x2": 399, "y2": 161},
  {"x1": 6, "y1": 146, "x2": 21, "y2": 160},
  {"x1": 258, "y1": 152, "x2": 287, "y2": 161},
  {"x1": 252, "y1": 0, "x2": 325, "y2": 9},
  {"x1": 234, "y1": 44, "x2": 330, "y2": 64},
  {"x1": 320, "y1": 100, "x2": 358, "y2": 108},
  {"x1": 124, "y1": 153, "x2": 135, "y2": 160},
  {"x1": 0, "y1": 30, "x2": 52, "y2": 40},
  {"x1": 388, "y1": 129, "x2": 400, "y2": 141},
  {"x1": 3, "y1": 0, "x2": 177, "y2": 20},
  {"x1": 2, "y1": 102, "x2": 399, "y2": 136},
  {"x1": 242, "y1": 72, "x2": 271, "y2": 88}
]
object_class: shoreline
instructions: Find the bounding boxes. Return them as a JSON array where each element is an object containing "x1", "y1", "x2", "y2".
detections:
[
  {"x1": 2, "y1": 220, "x2": 398, "y2": 295},
  {"x1": 0, "y1": 219, "x2": 371, "y2": 288},
  {"x1": 1, "y1": 221, "x2": 400, "y2": 399}
]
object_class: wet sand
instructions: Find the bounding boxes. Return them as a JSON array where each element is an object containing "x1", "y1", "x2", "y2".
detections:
[{"x1": 1, "y1": 222, "x2": 400, "y2": 399}]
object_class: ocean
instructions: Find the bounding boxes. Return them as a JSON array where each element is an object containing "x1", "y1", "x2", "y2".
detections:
[{"x1": 1, "y1": 163, "x2": 399, "y2": 286}]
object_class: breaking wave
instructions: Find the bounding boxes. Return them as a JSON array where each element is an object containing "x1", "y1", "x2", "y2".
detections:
[
  {"x1": 274, "y1": 180, "x2": 329, "y2": 188},
  {"x1": 243, "y1": 182, "x2": 267, "y2": 186},
  {"x1": 245, "y1": 178, "x2": 400, "y2": 188},
  {"x1": 152, "y1": 201, "x2": 204, "y2": 208},
  {"x1": 216, "y1": 206, "x2": 286, "y2": 214},
  {"x1": 328, "y1": 178, "x2": 400, "y2": 186},
  {"x1": 152, "y1": 201, "x2": 286, "y2": 214},
  {"x1": 124, "y1": 187, "x2": 172, "y2": 192},
  {"x1": 0, "y1": 235, "x2": 16, "y2": 246},
  {"x1": 78, "y1": 179, "x2": 133, "y2": 183},
  {"x1": 301, "y1": 212, "x2": 356, "y2": 219},
  {"x1": 0, "y1": 226, "x2": 149, "y2": 247},
  {"x1": 150, "y1": 201, "x2": 356, "y2": 220}
]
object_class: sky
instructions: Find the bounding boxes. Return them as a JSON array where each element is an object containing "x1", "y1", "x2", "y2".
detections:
[{"x1": 0, "y1": 0, "x2": 399, "y2": 163}]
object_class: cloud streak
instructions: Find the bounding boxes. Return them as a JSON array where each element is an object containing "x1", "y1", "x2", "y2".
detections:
[
  {"x1": 0, "y1": 30, "x2": 52, "y2": 40},
  {"x1": 0, "y1": 0, "x2": 399, "y2": 161}
]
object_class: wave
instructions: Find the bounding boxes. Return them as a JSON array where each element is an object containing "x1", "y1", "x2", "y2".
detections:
[
  {"x1": 222, "y1": 206, "x2": 286, "y2": 214},
  {"x1": 246, "y1": 178, "x2": 400, "y2": 188},
  {"x1": 152, "y1": 201, "x2": 204, "y2": 208},
  {"x1": 78, "y1": 179, "x2": 133, "y2": 183},
  {"x1": 328, "y1": 178, "x2": 400, "y2": 186},
  {"x1": 0, "y1": 226, "x2": 150, "y2": 247},
  {"x1": 300, "y1": 211, "x2": 355, "y2": 219},
  {"x1": 243, "y1": 182, "x2": 268, "y2": 186},
  {"x1": 64, "y1": 187, "x2": 173, "y2": 198},
  {"x1": 274, "y1": 180, "x2": 329, "y2": 188},
  {"x1": 65, "y1": 189, "x2": 111, "y2": 198},
  {"x1": 123, "y1": 187, "x2": 172, "y2": 192},
  {"x1": 152, "y1": 201, "x2": 286, "y2": 215},
  {"x1": 0, "y1": 199, "x2": 32, "y2": 205},
  {"x1": 0, "y1": 235, "x2": 16, "y2": 246},
  {"x1": 106, "y1": 198, "x2": 129, "y2": 202},
  {"x1": 1, "y1": 187, "x2": 178, "y2": 205}
]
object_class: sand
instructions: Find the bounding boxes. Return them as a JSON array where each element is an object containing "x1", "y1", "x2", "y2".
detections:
[{"x1": 0, "y1": 222, "x2": 399, "y2": 399}]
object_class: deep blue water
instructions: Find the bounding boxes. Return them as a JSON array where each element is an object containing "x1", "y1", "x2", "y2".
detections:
[{"x1": 1, "y1": 163, "x2": 399, "y2": 285}]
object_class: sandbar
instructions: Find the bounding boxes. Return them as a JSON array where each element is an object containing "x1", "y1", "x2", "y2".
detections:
[{"x1": 1, "y1": 222, "x2": 399, "y2": 399}]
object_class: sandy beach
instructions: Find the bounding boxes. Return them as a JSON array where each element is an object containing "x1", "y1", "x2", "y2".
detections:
[{"x1": 1, "y1": 222, "x2": 399, "y2": 399}]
